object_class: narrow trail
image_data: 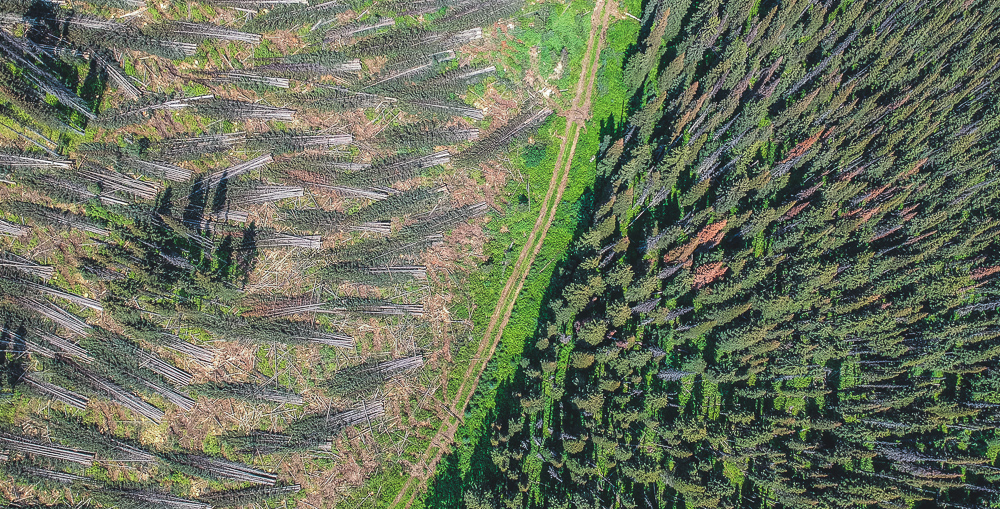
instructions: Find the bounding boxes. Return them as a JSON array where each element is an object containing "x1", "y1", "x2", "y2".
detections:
[{"x1": 389, "y1": 2, "x2": 613, "y2": 507}]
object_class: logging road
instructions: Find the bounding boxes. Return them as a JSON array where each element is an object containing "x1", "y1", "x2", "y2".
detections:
[{"x1": 389, "y1": 1, "x2": 614, "y2": 506}]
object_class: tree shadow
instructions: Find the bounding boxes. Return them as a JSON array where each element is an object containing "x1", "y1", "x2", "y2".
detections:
[
  {"x1": 0, "y1": 321, "x2": 27, "y2": 392},
  {"x1": 213, "y1": 234, "x2": 235, "y2": 282},
  {"x1": 211, "y1": 173, "x2": 230, "y2": 214},
  {"x1": 78, "y1": 56, "x2": 107, "y2": 116},
  {"x1": 235, "y1": 222, "x2": 259, "y2": 288},
  {"x1": 183, "y1": 175, "x2": 209, "y2": 233}
]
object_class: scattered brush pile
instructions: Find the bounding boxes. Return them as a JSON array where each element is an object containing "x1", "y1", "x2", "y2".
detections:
[{"x1": 0, "y1": 0, "x2": 539, "y2": 504}]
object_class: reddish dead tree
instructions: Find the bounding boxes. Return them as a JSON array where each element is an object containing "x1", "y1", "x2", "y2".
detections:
[{"x1": 693, "y1": 261, "x2": 728, "y2": 290}]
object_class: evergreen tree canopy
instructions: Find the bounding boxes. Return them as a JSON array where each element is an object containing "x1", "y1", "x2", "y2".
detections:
[{"x1": 439, "y1": 0, "x2": 1000, "y2": 508}]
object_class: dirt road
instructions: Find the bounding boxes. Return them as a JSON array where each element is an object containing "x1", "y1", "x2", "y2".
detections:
[{"x1": 388, "y1": 2, "x2": 614, "y2": 506}]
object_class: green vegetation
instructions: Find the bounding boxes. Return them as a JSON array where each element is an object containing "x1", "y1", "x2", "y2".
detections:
[{"x1": 424, "y1": 0, "x2": 1000, "y2": 508}]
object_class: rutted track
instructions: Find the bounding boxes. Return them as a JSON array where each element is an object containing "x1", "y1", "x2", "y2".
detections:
[{"x1": 389, "y1": 1, "x2": 614, "y2": 506}]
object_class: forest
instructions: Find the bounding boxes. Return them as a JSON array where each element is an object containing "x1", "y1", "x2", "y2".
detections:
[
  {"x1": 0, "y1": 0, "x2": 562, "y2": 506},
  {"x1": 423, "y1": 0, "x2": 1000, "y2": 508},
  {"x1": 5, "y1": 0, "x2": 1000, "y2": 507}
]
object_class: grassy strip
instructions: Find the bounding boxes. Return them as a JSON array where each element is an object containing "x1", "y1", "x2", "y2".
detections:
[
  {"x1": 413, "y1": 6, "x2": 641, "y2": 507},
  {"x1": 338, "y1": 1, "x2": 640, "y2": 506},
  {"x1": 411, "y1": 4, "x2": 640, "y2": 508}
]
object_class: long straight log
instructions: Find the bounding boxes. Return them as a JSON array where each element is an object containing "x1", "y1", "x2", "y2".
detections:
[
  {"x1": 158, "y1": 132, "x2": 246, "y2": 158},
  {"x1": 329, "y1": 399, "x2": 385, "y2": 426},
  {"x1": 0, "y1": 432, "x2": 95, "y2": 465},
  {"x1": 317, "y1": 185, "x2": 391, "y2": 200},
  {"x1": 204, "y1": 154, "x2": 273, "y2": 186},
  {"x1": 0, "y1": 153, "x2": 72, "y2": 169},
  {"x1": 168, "y1": 453, "x2": 278, "y2": 485},
  {"x1": 230, "y1": 185, "x2": 303, "y2": 205},
  {"x1": 131, "y1": 160, "x2": 192, "y2": 182},
  {"x1": 138, "y1": 378, "x2": 194, "y2": 410},
  {"x1": 109, "y1": 489, "x2": 212, "y2": 509},
  {"x1": 77, "y1": 166, "x2": 160, "y2": 200},
  {"x1": 204, "y1": 210, "x2": 250, "y2": 224},
  {"x1": 24, "y1": 338, "x2": 56, "y2": 357},
  {"x1": 197, "y1": 484, "x2": 301, "y2": 505},
  {"x1": 22, "y1": 466, "x2": 87, "y2": 483},
  {"x1": 19, "y1": 297, "x2": 91, "y2": 335},
  {"x1": 325, "y1": 17, "x2": 395, "y2": 41},
  {"x1": 256, "y1": 233, "x2": 322, "y2": 249},
  {"x1": 195, "y1": 99, "x2": 295, "y2": 121},
  {"x1": 24, "y1": 281, "x2": 103, "y2": 311},
  {"x1": 22, "y1": 374, "x2": 89, "y2": 410},
  {"x1": 0, "y1": 29, "x2": 95, "y2": 119},
  {"x1": 163, "y1": 21, "x2": 262, "y2": 44},
  {"x1": 205, "y1": 0, "x2": 306, "y2": 6},
  {"x1": 106, "y1": 95, "x2": 213, "y2": 126},
  {"x1": 406, "y1": 100, "x2": 484, "y2": 120},
  {"x1": 0, "y1": 252, "x2": 54, "y2": 279},
  {"x1": 0, "y1": 218, "x2": 29, "y2": 237},
  {"x1": 350, "y1": 221, "x2": 391, "y2": 233},
  {"x1": 216, "y1": 71, "x2": 290, "y2": 89},
  {"x1": 368, "y1": 265, "x2": 427, "y2": 278},
  {"x1": 135, "y1": 350, "x2": 193, "y2": 385},
  {"x1": 35, "y1": 329, "x2": 92, "y2": 360},
  {"x1": 91, "y1": 51, "x2": 141, "y2": 100},
  {"x1": 160, "y1": 333, "x2": 214, "y2": 364},
  {"x1": 292, "y1": 331, "x2": 354, "y2": 348},
  {"x1": 377, "y1": 354, "x2": 423, "y2": 373},
  {"x1": 68, "y1": 361, "x2": 165, "y2": 422}
]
